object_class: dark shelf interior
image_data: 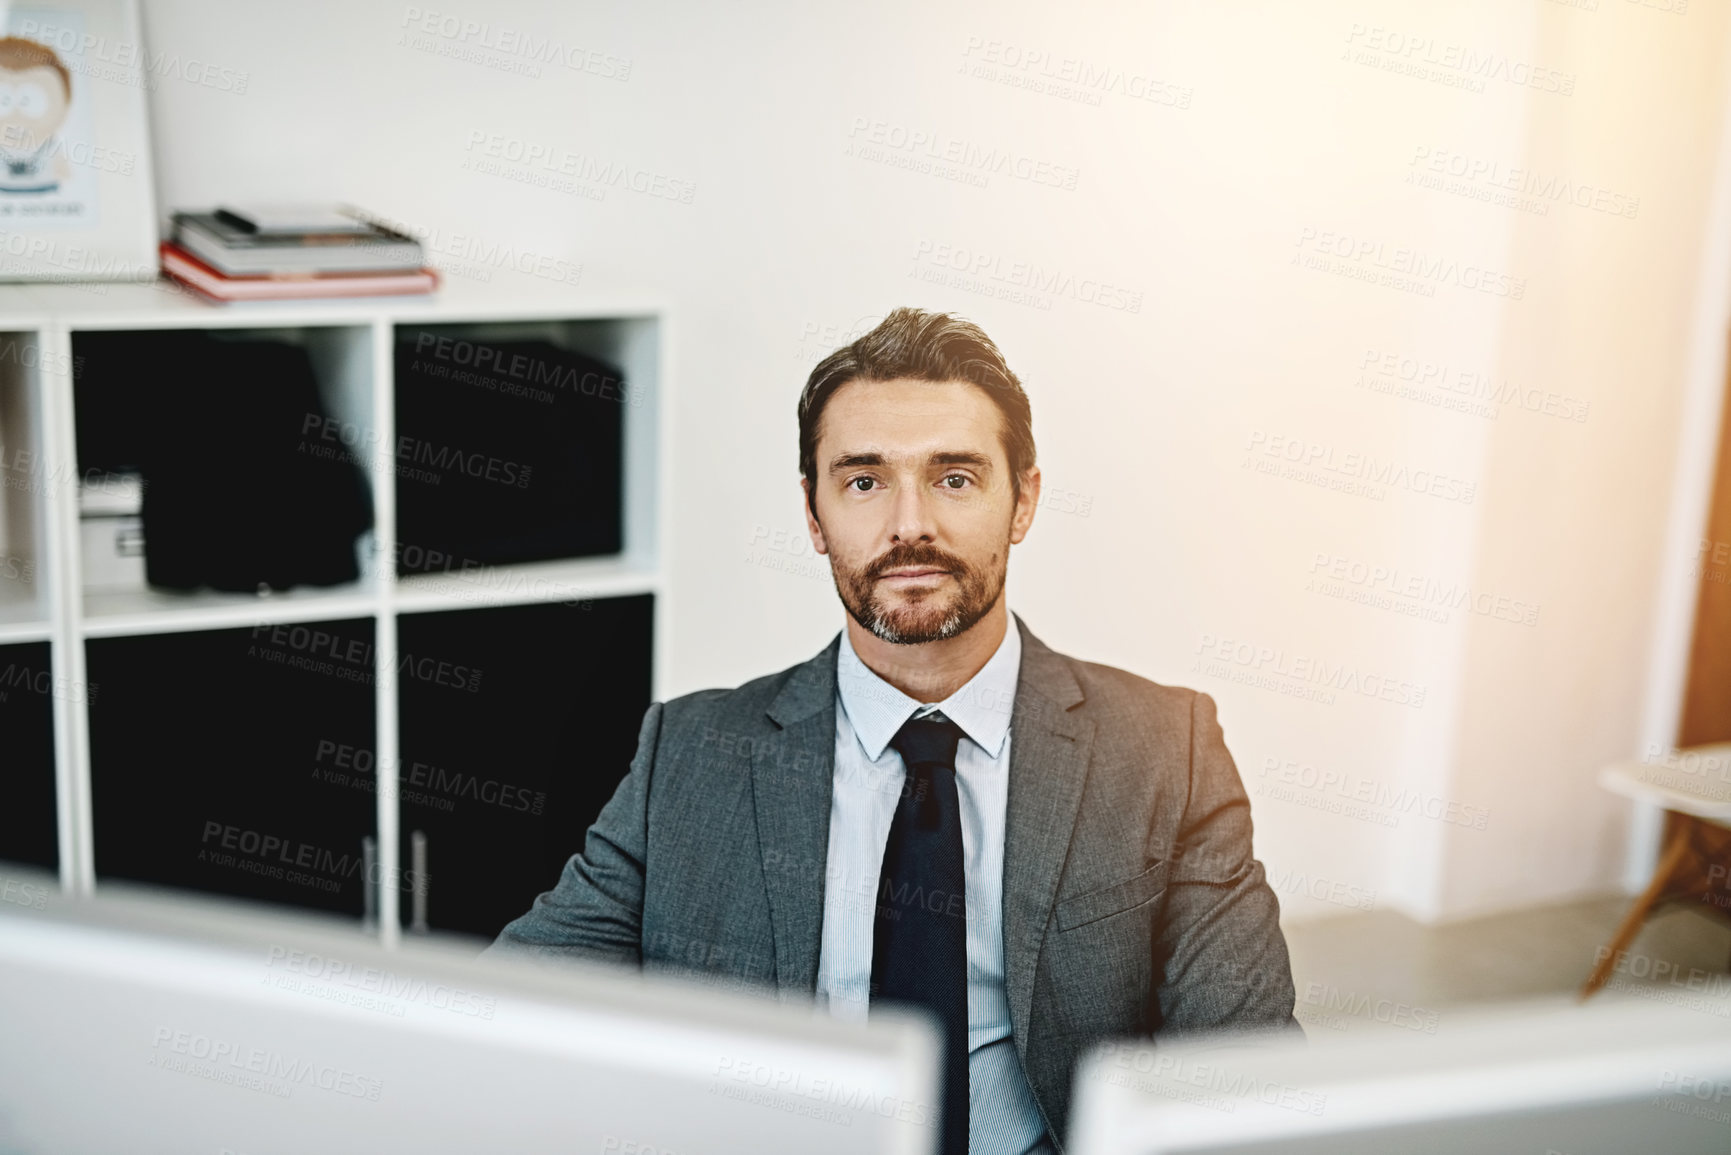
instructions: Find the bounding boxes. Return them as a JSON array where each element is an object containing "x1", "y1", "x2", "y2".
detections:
[
  {"x1": 88, "y1": 619, "x2": 377, "y2": 916},
  {"x1": 73, "y1": 327, "x2": 373, "y2": 594},
  {"x1": 0, "y1": 641, "x2": 57, "y2": 871},
  {"x1": 393, "y1": 323, "x2": 624, "y2": 576},
  {"x1": 395, "y1": 594, "x2": 653, "y2": 938}
]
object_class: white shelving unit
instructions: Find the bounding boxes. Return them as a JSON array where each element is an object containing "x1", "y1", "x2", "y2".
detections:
[{"x1": 0, "y1": 278, "x2": 669, "y2": 947}]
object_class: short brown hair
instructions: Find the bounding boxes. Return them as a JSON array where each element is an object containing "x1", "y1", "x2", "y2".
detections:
[
  {"x1": 797, "y1": 308, "x2": 1035, "y2": 516},
  {"x1": 0, "y1": 38, "x2": 69, "y2": 99}
]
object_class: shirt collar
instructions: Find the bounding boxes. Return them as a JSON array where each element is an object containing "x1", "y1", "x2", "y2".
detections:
[{"x1": 836, "y1": 617, "x2": 1021, "y2": 762}]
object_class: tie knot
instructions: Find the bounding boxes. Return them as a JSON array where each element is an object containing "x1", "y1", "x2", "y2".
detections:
[{"x1": 888, "y1": 714, "x2": 966, "y2": 772}]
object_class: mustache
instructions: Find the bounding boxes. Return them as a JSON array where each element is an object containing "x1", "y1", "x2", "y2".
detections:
[{"x1": 866, "y1": 542, "x2": 970, "y2": 581}]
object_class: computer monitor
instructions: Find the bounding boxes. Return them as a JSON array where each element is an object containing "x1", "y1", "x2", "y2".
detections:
[
  {"x1": 1066, "y1": 991, "x2": 1731, "y2": 1154},
  {"x1": 0, "y1": 880, "x2": 940, "y2": 1154}
]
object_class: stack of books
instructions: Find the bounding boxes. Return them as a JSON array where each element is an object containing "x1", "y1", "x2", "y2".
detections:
[{"x1": 161, "y1": 205, "x2": 439, "y2": 302}]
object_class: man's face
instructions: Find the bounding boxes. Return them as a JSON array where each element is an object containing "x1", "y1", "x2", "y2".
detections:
[
  {"x1": 803, "y1": 377, "x2": 1039, "y2": 645},
  {"x1": 0, "y1": 65, "x2": 69, "y2": 153}
]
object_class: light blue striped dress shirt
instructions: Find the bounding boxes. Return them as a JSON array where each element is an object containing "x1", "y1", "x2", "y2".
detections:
[{"x1": 817, "y1": 622, "x2": 1054, "y2": 1154}]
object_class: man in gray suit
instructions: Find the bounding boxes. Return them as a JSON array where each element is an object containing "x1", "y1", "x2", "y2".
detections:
[{"x1": 491, "y1": 307, "x2": 1297, "y2": 1152}]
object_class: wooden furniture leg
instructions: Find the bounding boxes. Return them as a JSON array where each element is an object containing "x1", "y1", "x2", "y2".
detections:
[{"x1": 1579, "y1": 818, "x2": 1695, "y2": 1000}]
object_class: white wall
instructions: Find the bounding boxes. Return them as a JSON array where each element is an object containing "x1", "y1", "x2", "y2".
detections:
[{"x1": 136, "y1": 0, "x2": 1731, "y2": 924}]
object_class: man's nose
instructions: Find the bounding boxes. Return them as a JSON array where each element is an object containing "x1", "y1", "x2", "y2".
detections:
[{"x1": 888, "y1": 482, "x2": 936, "y2": 543}]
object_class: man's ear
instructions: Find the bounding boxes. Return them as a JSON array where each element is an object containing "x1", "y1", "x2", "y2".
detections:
[
  {"x1": 801, "y1": 478, "x2": 830, "y2": 556},
  {"x1": 1009, "y1": 465, "x2": 1041, "y2": 546}
]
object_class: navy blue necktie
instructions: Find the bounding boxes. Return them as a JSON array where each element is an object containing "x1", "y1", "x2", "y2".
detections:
[{"x1": 872, "y1": 714, "x2": 970, "y2": 1155}]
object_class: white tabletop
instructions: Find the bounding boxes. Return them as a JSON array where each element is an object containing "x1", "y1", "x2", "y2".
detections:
[{"x1": 1599, "y1": 742, "x2": 1731, "y2": 827}]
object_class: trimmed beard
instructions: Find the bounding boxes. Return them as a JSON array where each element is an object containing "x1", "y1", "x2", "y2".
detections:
[{"x1": 830, "y1": 539, "x2": 1005, "y2": 645}]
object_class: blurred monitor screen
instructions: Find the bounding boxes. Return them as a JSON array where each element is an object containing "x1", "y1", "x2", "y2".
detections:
[
  {"x1": 1067, "y1": 993, "x2": 1731, "y2": 1155},
  {"x1": 0, "y1": 884, "x2": 940, "y2": 1155}
]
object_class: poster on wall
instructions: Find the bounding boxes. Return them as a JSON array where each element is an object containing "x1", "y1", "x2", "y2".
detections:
[{"x1": 0, "y1": 0, "x2": 156, "y2": 282}]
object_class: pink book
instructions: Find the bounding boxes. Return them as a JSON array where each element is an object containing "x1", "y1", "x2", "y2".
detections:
[{"x1": 160, "y1": 242, "x2": 439, "y2": 301}]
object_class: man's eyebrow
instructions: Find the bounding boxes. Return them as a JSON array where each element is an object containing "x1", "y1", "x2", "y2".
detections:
[
  {"x1": 828, "y1": 450, "x2": 996, "y2": 473},
  {"x1": 828, "y1": 452, "x2": 885, "y2": 472},
  {"x1": 932, "y1": 451, "x2": 993, "y2": 470}
]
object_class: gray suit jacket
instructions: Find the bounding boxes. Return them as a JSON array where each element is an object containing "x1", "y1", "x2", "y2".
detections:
[{"x1": 490, "y1": 614, "x2": 1297, "y2": 1146}]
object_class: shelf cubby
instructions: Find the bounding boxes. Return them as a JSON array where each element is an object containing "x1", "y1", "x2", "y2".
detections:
[
  {"x1": 0, "y1": 328, "x2": 50, "y2": 644},
  {"x1": 87, "y1": 619, "x2": 378, "y2": 917},
  {"x1": 393, "y1": 595, "x2": 653, "y2": 938},
  {"x1": 72, "y1": 323, "x2": 379, "y2": 632},
  {"x1": 0, "y1": 640, "x2": 57, "y2": 871}
]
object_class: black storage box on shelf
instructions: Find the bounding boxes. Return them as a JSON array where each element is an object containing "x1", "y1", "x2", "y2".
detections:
[
  {"x1": 0, "y1": 641, "x2": 58, "y2": 871},
  {"x1": 74, "y1": 330, "x2": 373, "y2": 593},
  {"x1": 393, "y1": 331, "x2": 623, "y2": 576},
  {"x1": 395, "y1": 595, "x2": 652, "y2": 937},
  {"x1": 87, "y1": 619, "x2": 377, "y2": 916}
]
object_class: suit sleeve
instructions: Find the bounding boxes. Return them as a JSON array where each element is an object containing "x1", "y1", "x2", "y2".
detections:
[
  {"x1": 1152, "y1": 691, "x2": 1300, "y2": 1036},
  {"x1": 483, "y1": 701, "x2": 663, "y2": 965}
]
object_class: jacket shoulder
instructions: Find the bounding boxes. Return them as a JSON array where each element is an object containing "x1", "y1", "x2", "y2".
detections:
[{"x1": 654, "y1": 656, "x2": 817, "y2": 736}]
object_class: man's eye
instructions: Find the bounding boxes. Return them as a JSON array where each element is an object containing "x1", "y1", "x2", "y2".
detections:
[
  {"x1": 850, "y1": 477, "x2": 876, "y2": 492},
  {"x1": 942, "y1": 475, "x2": 969, "y2": 489}
]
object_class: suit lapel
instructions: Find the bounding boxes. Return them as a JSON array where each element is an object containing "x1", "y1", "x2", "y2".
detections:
[
  {"x1": 752, "y1": 636, "x2": 841, "y2": 993},
  {"x1": 1002, "y1": 616, "x2": 1094, "y2": 1052}
]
